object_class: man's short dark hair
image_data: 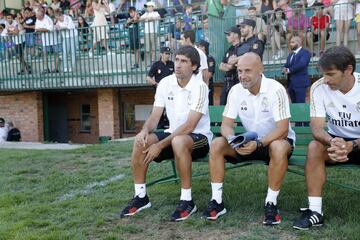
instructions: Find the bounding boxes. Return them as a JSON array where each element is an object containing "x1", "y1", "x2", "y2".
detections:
[
  {"x1": 176, "y1": 46, "x2": 200, "y2": 74},
  {"x1": 128, "y1": 6, "x2": 136, "y2": 12},
  {"x1": 318, "y1": 46, "x2": 356, "y2": 73},
  {"x1": 183, "y1": 30, "x2": 196, "y2": 44},
  {"x1": 24, "y1": 7, "x2": 33, "y2": 12},
  {"x1": 248, "y1": 6, "x2": 257, "y2": 11}
]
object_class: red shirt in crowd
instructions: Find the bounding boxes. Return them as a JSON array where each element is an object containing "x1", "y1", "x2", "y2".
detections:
[{"x1": 311, "y1": 15, "x2": 330, "y2": 30}]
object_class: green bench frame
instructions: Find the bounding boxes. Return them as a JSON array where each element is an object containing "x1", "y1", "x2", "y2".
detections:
[{"x1": 147, "y1": 103, "x2": 360, "y2": 191}]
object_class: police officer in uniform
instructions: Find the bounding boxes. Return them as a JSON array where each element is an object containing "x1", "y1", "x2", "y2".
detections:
[
  {"x1": 236, "y1": 19, "x2": 265, "y2": 59},
  {"x1": 147, "y1": 46, "x2": 175, "y2": 87},
  {"x1": 198, "y1": 40, "x2": 216, "y2": 105},
  {"x1": 219, "y1": 26, "x2": 242, "y2": 105},
  {"x1": 147, "y1": 46, "x2": 175, "y2": 128}
]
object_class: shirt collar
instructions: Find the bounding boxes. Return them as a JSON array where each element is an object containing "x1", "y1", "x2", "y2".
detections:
[
  {"x1": 293, "y1": 47, "x2": 302, "y2": 54},
  {"x1": 170, "y1": 74, "x2": 197, "y2": 90}
]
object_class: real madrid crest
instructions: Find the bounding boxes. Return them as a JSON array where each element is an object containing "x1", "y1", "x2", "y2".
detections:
[
  {"x1": 253, "y1": 43, "x2": 258, "y2": 49},
  {"x1": 261, "y1": 97, "x2": 269, "y2": 112},
  {"x1": 158, "y1": 69, "x2": 161, "y2": 74}
]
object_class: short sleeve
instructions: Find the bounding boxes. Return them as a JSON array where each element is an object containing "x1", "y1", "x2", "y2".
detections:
[
  {"x1": 310, "y1": 81, "x2": 326, "y2": 117},
  {"x1": 222, "y1": 86, "x2": 238, "y2": 119},
  {"x1": 199, "y1": 50, "x2": 208, "y2": 70},
  {"x1": 190, "y1": 83, "x2": 209, "y2": 114},
  {"x1": 148, "y1": 64, "x2": 156, "y2": 77},
  {"x1": 272, "y1": 86, "x2": 291, "y2": 122},
  {"x1": 153, "y1": 80, "x2": 166, "y2": 107}
]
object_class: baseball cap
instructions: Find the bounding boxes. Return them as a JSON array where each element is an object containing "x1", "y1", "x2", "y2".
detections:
[
  {"x1": 144, "y1": 1, "x2": 156, "y2": 7},
  {"x1": 160, "y1": 46, "x2": 171, "y2": 53},
  {"x1": 238, "y1": 19, "x2": 256, "y2": 28},
  {"x1": 224, "y1": 26, "x2": 241, "y2": 35},
  {"x1": 0, "y1": 118, "x2": 4, "y2": 124}
]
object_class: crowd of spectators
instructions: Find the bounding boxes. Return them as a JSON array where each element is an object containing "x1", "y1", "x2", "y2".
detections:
[{"x1": 0, "y1": 0, "x2": 359, "y2": 76}]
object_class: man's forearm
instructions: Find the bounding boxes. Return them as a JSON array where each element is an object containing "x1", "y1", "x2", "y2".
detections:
[
  {"x1": 157, "y1": 122, "x2": 195, "y2": 149},
  {"x1": 312, "y1": 126, "x2": 333, "y2": 146}
]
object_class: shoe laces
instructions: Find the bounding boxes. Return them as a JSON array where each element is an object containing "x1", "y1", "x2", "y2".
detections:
[
  {"x1": 265, "y1": 202, "x2": 277, "y2": 216},
  {"x1": 176, "y1": 200, "x2": 191, "y2": 211},
  {"x1": 206, "y1": 200, "x2": 219, "y2": 211}
]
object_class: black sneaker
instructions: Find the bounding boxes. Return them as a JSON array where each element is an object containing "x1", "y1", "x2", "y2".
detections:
[
  {"x1": 120, "y1": 195, "x2": 151, "y2": 217},
  {"x1": 170, "y1": 200, "x2": 197, "y2": 222},
  {"x1": 131, "y1": 64, "x2": 139, "y2": 69},
  {"x1": 293, "y1": 208, "x2": 324, "y2": 230},
  {"x1": 263, "y1": 202, "x2": 281, "y2": 225},
  {"x1": 202, "y1": 199, "x2": 227, "y2": 220}
]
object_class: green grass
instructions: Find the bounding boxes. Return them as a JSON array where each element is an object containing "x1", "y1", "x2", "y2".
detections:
[{"x1": 0, "y1": 141, "x2": 360, "y2": 239}]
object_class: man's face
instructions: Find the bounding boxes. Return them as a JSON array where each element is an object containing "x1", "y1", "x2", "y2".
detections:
[
  {"x1": 237, "y1": 55, "x2": 263, "y2": 91},
  {"x1": 6, "y1": 15, "x2": 13, "y2": 24},
  {"x1": 321, "y1": 66, "x2": 352, "y2": 91},
  {"x1": 129, "y1": 10, "x2": 136, "y2": 18},
  {"x1": 175, "y1": 54, "x2": 197, "y2": 80},
  {"x1": 290, "y1": 38, "x2": 299, "y2": 51},
  {"x1": 248, "y1": 9, "x2": 256, "y2": 18},
  {"x1": 180, "y1": 34, "x2": 190, "y2": 46},
  {"x1": 240, "y1": 25, "x2": 252, "y2": 38},
  {"x1": 146, "y1": 5, "x2": 154, "y2": 12},
  {"x1": 36, "y1": 11, "x2": 44, "y2": 20}
]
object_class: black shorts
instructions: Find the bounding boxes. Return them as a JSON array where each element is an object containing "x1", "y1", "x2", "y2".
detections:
[
  {"x1": 328, "y1": 133, "x2": 360, "y2": 165},
  {"x1": 225, "y1": 138, "x2": 294, "y2": 165},
  {"x1": 313, "y1": 31, "x2": 330, "y2": 42},
  {"x1": 153, "y1": 132, "x2": 209, "y2": 163}
]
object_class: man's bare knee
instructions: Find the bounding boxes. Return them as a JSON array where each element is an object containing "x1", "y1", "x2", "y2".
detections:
[{"x1": 269, "y1": 140, "x2": 291, "y2": 160}]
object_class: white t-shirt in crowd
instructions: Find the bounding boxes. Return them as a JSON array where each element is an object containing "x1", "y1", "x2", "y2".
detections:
[
  {"x1": 140, "y1": 11, "x2": 160, "y2": 33},
  {"x1": 223, "y1": 75, "x2": 296, "y2": 142},
  {"x1": 56, "y1": 14, "x2": 77, "y2": 38},
  {"x1": 310, "y1": 72, "x2": 360, "y2": 139},
  {"x1": 154, "y1": 73, "x2": 213, "y2": 143},
  {"x1": 5, "y1": 20, "x2": 24, "y2": 45},
  {"x1": 0, "y1": 127, "x2": 8, "y2": 142},
  {"x1": 35, "y1": 14, "x2": 57, "y2": 46}
]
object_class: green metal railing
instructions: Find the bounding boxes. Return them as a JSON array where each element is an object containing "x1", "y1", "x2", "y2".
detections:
[{"x1": 1, "y1": 3, "x2": 359, "y2": 91}]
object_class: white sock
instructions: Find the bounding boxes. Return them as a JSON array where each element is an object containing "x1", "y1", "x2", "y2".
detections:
[
  {"x1": 265, "y1": 187, "x2": 280, "y2": 206},
  {"x1": 211, "y1": 182, "x2": 223, "y2": 204},
  {"x1": 308, "y1": 196, "x2": 322, "y2": 215},
  {"x1": 134, "y1": 183, "x2": 146, "y2": 198},
  {"x1": 180, "y1": 188, "x2": 192, "y2": 201}
]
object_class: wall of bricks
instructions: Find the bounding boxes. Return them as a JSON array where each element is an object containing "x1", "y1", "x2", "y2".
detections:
[{"x1": 0, "y1": 91, "x2": 44, "y2": 142}]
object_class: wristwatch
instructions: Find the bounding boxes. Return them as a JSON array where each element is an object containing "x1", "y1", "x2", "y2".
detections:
[{"x1": 352, "y1": 140, "x2": 359, "y2": 151}]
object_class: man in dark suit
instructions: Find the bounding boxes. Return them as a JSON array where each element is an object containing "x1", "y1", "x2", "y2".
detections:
[{"x1": 282, "y1": 36, "x2": 311, "y2": 103}]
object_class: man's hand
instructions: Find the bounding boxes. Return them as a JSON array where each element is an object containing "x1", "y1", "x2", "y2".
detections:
[
  {"x1": 235, "y1": 141, "x2": 257, "y2": 155},
  {"x1": 282, "y1": 67, "x2": 289, "y2": 74},
  {"x1": 327, "y1": 137, "x2": 351, "y2": 162},
  {"x1": 135, "y1": 130, "x2": 149, "y2": 148},
  {"x1": 143, "y1": 143, "x2": 162, "y2": 165},
  {"x1": 227, "y1": 55, "x2": 237, "y2": 65}
]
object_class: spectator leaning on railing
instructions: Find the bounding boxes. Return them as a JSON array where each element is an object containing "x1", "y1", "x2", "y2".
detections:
[
  {"x1": 23, "y1": 7, "x2": 37, "y2": 59},
  {"x1": 333, "y1": 0, "x2": 353, "y2": 47},
  {"x1": 55, "y1": 9, "x2": 78, "y2": 73},
  {"x1": 270, "y1": 8, "x2": 287, "y2": 60},
  {"x1": 77, "y1": 15, "x2": 91, "y2": 51},
  {"x1": 286, "y1": 1, "x2": 309, "y2": 51},
  {"x1": 126, "y1": 6, "x2": 141, "y2": 69}
]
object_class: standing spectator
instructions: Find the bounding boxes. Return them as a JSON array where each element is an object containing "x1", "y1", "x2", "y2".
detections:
[
  {"x1": 198, "y1": 40, "x2": 216, "y2": 105},
  {"x1": 260, "y1": 0, "x2": 277, "y2": 24},
  {"x1": 173, "y1": 0, "x2": 189, "y2": 14},
  {"x1": 89, "y1": 0, "x2": 113, "y2": 57},
  {"x1": 23, "y1": 8, "x2": 37, "y2": 59},
  {"x1": 333, "y1": 0, "x2": 353, "y2": 47},
  {"x1": 85, "y1": 0, "x2": 95, "y2": 17},
  {"x1": 126, "y1": 6, "x2": 141, "y2": 69},
  {"x1": 0, "y1": 24, "x2": 5, "y2": 60},
  {"x1": 5, "y1": 13, "x2": 31, "y2": 75},
  {"x1": 140, "y1": 1, "x2": 161, "y2": 64},
  {"x1": 306, "y1": 2, "x2": 330, "y2": 56},
  {"x1": 51, "y1": 0, "x2": 61, "y2": 10},
  {"x1": 293, "y1": 46, "x2": 360, "y2": 230},
  {"x1": 77, "y1": 15, "x2": 91, "y2": 51},
  {"x1": 356, "y1": 2, "x2": 360, "y2": 53},
  {"x1": 282, "y1": 36, "x2": 311, "y2": 104},
  {"x1": 286, "y1": 2, "x2": 309, "y2": 50},
  {"x1": 219, "y1": 26, "x2": 241, "y2": 105},
  {"x1": 35, "y1": 7, "x2": 60, "y2": 74},
  {"x1": 6, "y1": 122, "x2": 21, "y2": 142},
  {"x1": 180, "y1": 30, "x2": 209, "y2": 85},
  {"x1": 270, "y1": 8, "x2": 286, "y2": 60},
  {"x1": 55, "y1": 9, "x2": 77, "y2": 72},
  {"x1": 248, "y1": 6, "x2": 268, "y2": 43},
  {"x1": 204, "y1": 0, "x2": 224, "y2": 17},
  {"x1": 196, "y1": 15, "x2": 209, "y2": 42},
  {"x1": 183, "y1": 5, "x2": 193, "y2": 31},
  {"x1": 278, "y1": 0, "x2": 292, "y2": 19},
  {"x1": 0, "y1": 118, "x2": 8, "y2": 142},
  {"x1": 70, "y1": 0, "x2": 81, "y2": 17}
]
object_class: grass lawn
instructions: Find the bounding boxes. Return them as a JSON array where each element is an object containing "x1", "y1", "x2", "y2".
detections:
[{"x1": 0, "y1": 141, "x2": 360, "y2": 240}]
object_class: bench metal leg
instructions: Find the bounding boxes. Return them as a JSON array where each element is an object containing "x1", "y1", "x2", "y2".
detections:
[{"x1": 147, "y1": 161, "x2": 179, "y2": 187}]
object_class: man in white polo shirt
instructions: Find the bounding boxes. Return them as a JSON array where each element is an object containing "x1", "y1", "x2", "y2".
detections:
[
  {"x1": 35, "y1": 8, "x2": 60, "y2": 74},
  {"x1": 202, "y1": 52, "x2": 295, "y2": 225},
  {"x1": 120, "y1": 45, "x2": 212, "y2": 222},
  {"x1": 293, "y1": 46, "x2": 360, "y2": 230},
  {"x1": 180, "y1": 30, "x2": 209, "y2": 85}
]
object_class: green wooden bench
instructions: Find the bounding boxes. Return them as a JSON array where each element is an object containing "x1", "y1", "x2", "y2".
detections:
[{"x1": 147, "y1": 103, "x2": 360, "y2": 191}]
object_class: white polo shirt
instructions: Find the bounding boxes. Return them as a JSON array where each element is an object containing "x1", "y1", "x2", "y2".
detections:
[
  {"x1": 154, "y1": 73, "x2": 213, "y2": 144},
  {"x1": 310, "y1": 73, "x2": 360, "y2": 139},
  {"x1": 194, "y1": 46, "x2": 209, "y2": 82},
  {"x1": 223, "y1": 75, "x2": 296, "y2": 142},
  {"x1": 140, "y1": 11, "x2": 160, "y2": 33},
  {"x1": 35, "y1": 14, "x2": 57, "y2": 46}
]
